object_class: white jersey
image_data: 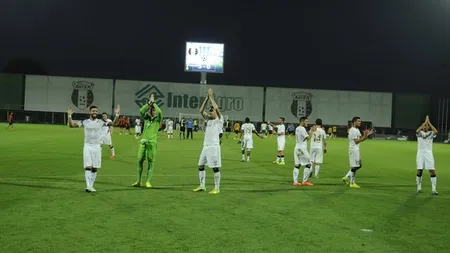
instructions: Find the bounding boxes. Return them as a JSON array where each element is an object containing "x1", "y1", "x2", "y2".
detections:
[
  {"x1": 167, "y1": 120, "x2": 174, "y2": 128},
  {"x1": 295, "y1": 126, "x2": 308, "y2": 149},
  {"x1": 261, "y1": 123, "x2": 267, "y2": 131},
  {"x1": 101, "y1": 119, "x2": 112, "y2": 136},
  {"x1": 135, "y1": 118, "x2": 141, "y2": 126},
  {"x1": 81, "y1": 119, "x2": 106, "y2": 145},
  {"x1": 241, "y1": 123, "x2": 256, "y2": 139},
  {"x1": 310, "y1": 128, "x2": 326, "y2": 149},
  {"x1": 268, "y1": 125, "x2": 273, "y2": 131},
  {"x1": 417, "y1": 131, "x2": 435, "y2": 153},
  {"x1": 276, "y1": 124, "x2": 286, "y2": 141},
  {"x1": 204, "y1": 116, "x2": 224, "y2": 146},
  {"x1": 348, "y1": 127, "x2": 361, "y2": 151}
]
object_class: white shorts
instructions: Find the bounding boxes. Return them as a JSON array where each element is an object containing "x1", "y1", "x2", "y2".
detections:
[
  {"x1": 198, "y1": 145, "x2": 222, "y2": 168},
  {"x1": 310, "y1": 148, "x2": 323, "y2": 164},
  {"x1": 349, "y1": 150, "x2": 361, "y2": 168},
  {"x1": 135, "y1": 126, "x2": 141, "y2": 134},
  {"x1": 167, "y1": 127, "x2": 173, "y2": 134},
  {"x1": 241, "y1": 137, "x2": 253, "y2": 150},
  {"x1": 416, "y1": 152, "x2": 435, "y2": 170},
  {"x1": 294, "y1": 147, "x2": 310, "y2": 166},
  {"x1": 83, "y1": 144, "x2": 102, "y2": 168},
  {"x1": 277, "y1": 139, "x2": 286, "y2": 151},
  {"x1": 101, "y1": 134, "x2": 112, "y2": 146}
]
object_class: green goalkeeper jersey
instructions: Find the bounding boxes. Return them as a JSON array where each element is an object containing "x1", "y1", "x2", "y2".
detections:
[{"x1": 139, "y1": 103, "x2": 162, "y2": 143}]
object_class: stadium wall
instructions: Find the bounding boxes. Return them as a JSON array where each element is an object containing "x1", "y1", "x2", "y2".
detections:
[
  {"x1": 265, "y1": 87, "x2": 393, "y2": 127},
  {"x1": 24, "y1": 75, "x2": 114, "y2": 114},
  {"x1": 7, "y1": 73, "x2": 437, "y2": 131}
]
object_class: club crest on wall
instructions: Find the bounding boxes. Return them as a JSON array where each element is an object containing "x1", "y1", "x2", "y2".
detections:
[
  {"x1": 71, "y1": 81, "x2": 94, "y2": 110},
  {"x1": 291, "y1": 92, "x2": 312, "y2": 119}
]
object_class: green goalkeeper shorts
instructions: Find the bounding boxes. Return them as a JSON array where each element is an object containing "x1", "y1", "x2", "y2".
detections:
[{"x1": 138, "y1": 139, "x2": 157, "y2": 162}]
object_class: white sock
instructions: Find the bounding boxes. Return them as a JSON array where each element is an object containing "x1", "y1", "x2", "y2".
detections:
[
  {"x1": 431, "y1": 176, "x2": 437, "y2": 192},
  {"x1": 293, "y1": 167, "x2": 300, "y2": 183},
  {"x1": 242, "y1": 154, "x2": 245, "y2": 160},
  {"x1": 276, "y1": 156, "x2": 280, "y2": 162},
  {"x1": 302, "y1": 167, "x2": 310, "y2": 182},
  {"x1": 345, "y1": 169, "x2": 352, "y2": 178},
  {"x1": 416, "y1": 176, "x2": 422, "y2": 190},
  {"x1": 246, "y1": 156, "x2": 250, "y2": 162},
  {"x1": 85, "y1": 170, "x2": 91, "y2": 188},
  {"x1": 315, "y1": 165, "x2": 320, "y2": 176},
  {"x1": 90, "y1": 171, "x2": 97, "y2": 188},
  {"x1": 110, "y1": 147, "x2": 115, "y2": 155},
  {"x1": 281, "y1": 156, "x2": 285, "y2": 162},
  {"x1": 214, "y1": 172, "x2": 221, "y2": 190},
  {"x1": 199, "y1": 170, "x2": 206, "y2": 188},
  {"x1": 350, "y1": 171, "x2": 356, "y2": 184}
]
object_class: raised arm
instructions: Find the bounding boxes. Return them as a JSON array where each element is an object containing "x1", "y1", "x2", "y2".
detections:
[
  {"x1": 67, "y1": 107, "x2": 79, "y2": 128},
  {"x1": 199, "y1": 95, "x2": 209, "y2": 119},
  {"x1": 152, "y1": 102, "x2": 163, "y2": 122},
  {"x1": 426, "y1": 115, "x2": 438, "y2": 135},
  {"x1": 416, "y1": 121, "x2": 427, "y2": 133},
  {"x1": 140, "y1": 103, "x2": 150, "y2": 117},
  {"x1": 208, "y1": 88, "x2": 222, "y2": 119},
  {"x1": 107, "y1": 104, "x2": 120, "y2": 126}
]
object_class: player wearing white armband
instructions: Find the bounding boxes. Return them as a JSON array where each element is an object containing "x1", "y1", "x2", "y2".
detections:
[
  {"x1": 416, "y1": 115, "x2": 438, "y2": 195},
  {"x1": 101, "y1": 112, "x2": 116, "y2": 159},
  {"x1": 310, "y1": 118, "x2": 327, "y2": 178},
  {"x1": 239, "y1": 117, "x2": 263, "y2": 162}
]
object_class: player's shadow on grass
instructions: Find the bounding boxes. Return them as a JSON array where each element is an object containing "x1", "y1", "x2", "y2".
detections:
[
  {"x1": 27, "y1": 176, "x2": 127, "y2": 187},
  {"x1": 222, "y1": 177, "x2": 288, "y2": 185},
  {"x1": 0, "y1": 181, "x2": 74, "y2": 191},
  {"x1": 237, "y1": 188, "x2": 299, "y2": 193}
]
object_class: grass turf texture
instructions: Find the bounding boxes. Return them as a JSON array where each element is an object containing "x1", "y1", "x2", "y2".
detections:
[{"x1": 1, "y1": 124, "x2": 449, "y2": 253}]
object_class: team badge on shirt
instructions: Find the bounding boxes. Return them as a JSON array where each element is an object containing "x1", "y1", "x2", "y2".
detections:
[
  {"x1": 291, "y1": 92, "x2": 312, "y2": 119},
  {"x1": 71, "y1": 81, "x2": 95, "y2": 110}
]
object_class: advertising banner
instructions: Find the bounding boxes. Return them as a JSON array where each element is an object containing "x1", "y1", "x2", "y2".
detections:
[{"x1": 115, "y1": 80, "x2": 264, "y2": 121}]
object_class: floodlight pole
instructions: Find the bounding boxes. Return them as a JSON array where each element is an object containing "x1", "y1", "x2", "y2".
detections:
[{"x1": 200, "y1": 72, "x2": 207, "y2": 84}]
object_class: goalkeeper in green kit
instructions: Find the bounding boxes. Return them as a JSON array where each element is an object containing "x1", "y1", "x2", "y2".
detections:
[{"x1": 132, "y1": 93, "x2": 162, "y2": 188}]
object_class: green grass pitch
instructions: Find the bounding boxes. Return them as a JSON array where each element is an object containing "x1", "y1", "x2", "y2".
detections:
[{"x1": 1, "y1": 124, "x2": 449, "y2": 253}]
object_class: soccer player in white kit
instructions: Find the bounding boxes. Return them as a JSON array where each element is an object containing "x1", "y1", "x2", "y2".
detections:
[
  {"x1": 310, "y1": 118, "x2": 327, "y2": 178},
  {"x1": 260, "y1": 122, "x2": 268, "y2": 137},
  {"x1": 101, "y1": 112, "x2": 116, "y2": 159},
  {"x1": 193, "y1": 88, "x2": 223, "y2": 195},
  {"x1": 135, "y1": 118, "x2": 142, "y2": 139},
  {"x1": 239, "y1": 117, "x2": 263, "y2": 162},
  {"x1": 416, "y1": 115, "x2": 438, "y2": 195},
  {"x1": 293, "y1": 117, "x2": 314, "y2": 186},
  {"x1": 269, "y1": 117, "x2": 286, "y2": 165},
  {"x1": 67, "y1": 105, "x2": 120, "y2": 192},
  {"x1": 166, "y1": 118, "x2": 174, "y2": 139},
  {"x1": 342, "y1": 117, "x2": 373, "y2": 188}
]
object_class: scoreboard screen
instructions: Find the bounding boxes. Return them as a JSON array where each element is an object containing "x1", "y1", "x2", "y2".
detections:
[{"x1": 185, "y1": 42, "x2": 224, "y2": 73}]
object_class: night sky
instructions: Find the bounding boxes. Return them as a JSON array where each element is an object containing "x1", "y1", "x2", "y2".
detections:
[{"x1": 1, "y1": 0, "x2": 449, "y2": 93}]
